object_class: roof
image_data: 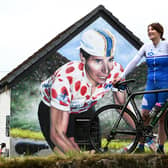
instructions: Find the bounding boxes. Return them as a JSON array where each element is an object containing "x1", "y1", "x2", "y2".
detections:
[{"x1": 0, "y1": 5, "x2": 143, "y2": 92}]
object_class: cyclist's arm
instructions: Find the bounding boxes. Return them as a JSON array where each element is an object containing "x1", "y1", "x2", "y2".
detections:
[
  {"x1": 50, "y1": 106, "x2": 79, "y2": 154},
  {"x1": 121, "y1": 54, "x2": 143, "y2": 79},
  {"x1": 113, "y1": 90, "x2": 126, "y2": 105},
  {"x1": 121, "y1": 44, "x2": 146, "y2": 79}
]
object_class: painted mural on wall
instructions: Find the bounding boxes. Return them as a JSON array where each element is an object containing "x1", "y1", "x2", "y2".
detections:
[
  {"x1": 11, "y1": 54, "x2": 69, "y2": 132},
  {"x1": 10, "y1": 16, "x2": 139, "y2": 155}
]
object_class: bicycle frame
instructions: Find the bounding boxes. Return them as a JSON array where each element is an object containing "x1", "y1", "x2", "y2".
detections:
[
  {"x1": 89, "y1": 80, "x2": 168, "y2": 153},
  {"x1": 113, "y1": 85, "x2": 168, "y2": 131}
]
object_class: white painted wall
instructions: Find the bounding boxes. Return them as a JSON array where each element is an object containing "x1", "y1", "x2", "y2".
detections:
[{"x1": 0, "y1": 89, "x2": 11, "y2": 156}]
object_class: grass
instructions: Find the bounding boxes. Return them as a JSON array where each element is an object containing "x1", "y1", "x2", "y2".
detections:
[
  {"x1": 10, "y1": 128, "x2": 45, "y2": 140},
  {"x1": 10, "y1": 128, "x2": 168, "y2": 153},
  {"x1": 101, "y1": 138, "x2": 168, "y2": 154}
]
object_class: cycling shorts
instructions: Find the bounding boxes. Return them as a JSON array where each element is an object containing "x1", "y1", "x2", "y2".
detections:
[{"x1": 141, "y1": 80, "x2": 168, "y2": 110}]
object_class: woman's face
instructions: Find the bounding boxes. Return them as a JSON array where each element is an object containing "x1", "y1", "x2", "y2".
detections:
[
  {"x1": 84, "y1": 55, "x2": 114, "y2": 86},
  {"x1": 148, "y1": 26, "x2": 161, "y2": 41}
]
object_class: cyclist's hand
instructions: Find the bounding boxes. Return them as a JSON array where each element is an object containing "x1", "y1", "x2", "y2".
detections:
[{"x1": 112, "y1": 77, "x2": 122, "y2": 87}]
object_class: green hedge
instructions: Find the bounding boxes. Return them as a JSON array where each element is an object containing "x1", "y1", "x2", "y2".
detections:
[{"x1": 1, "y1": 154, "x2": 168, "y2": 168}]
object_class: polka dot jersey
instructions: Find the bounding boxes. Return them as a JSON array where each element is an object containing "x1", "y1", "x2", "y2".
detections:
[{"x1": 40, "y1": 61, "x2": 124, "y2": 113}]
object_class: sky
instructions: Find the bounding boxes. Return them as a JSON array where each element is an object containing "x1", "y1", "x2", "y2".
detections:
[{"x1": 1, "y1": 0, "x2": 168, "y2": 79}]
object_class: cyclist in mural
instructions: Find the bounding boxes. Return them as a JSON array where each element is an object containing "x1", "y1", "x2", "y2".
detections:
[
  {"x1": 119, "y1": 23, "x2": 168, "y2": 154},
  {"x1": 38, "y1": 29, "x2": 127, "y2": 155}
]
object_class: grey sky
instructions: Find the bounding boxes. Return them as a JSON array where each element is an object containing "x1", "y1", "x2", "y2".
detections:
[{"x1": 1, "y1": 0, "x2": 168, "y2": 79}]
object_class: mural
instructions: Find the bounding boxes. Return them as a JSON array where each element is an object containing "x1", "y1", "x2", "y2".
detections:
[
  {"x1": 58, "y1": 17, "x2": 140, "y2": 67},
  {"x1": 10, "y1": 16, "x2": 139, "y2": 156}
]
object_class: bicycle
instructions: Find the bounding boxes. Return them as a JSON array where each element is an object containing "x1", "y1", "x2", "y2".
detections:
[{"x1": 89, "y1": 79, "x2": 168, "y2": 153}]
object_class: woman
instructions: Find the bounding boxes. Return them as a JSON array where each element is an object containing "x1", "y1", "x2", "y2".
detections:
[{"x1": 121, "y1": 23, "x2": 168, "y2": 154}]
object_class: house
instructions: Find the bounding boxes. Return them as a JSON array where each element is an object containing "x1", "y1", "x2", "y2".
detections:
[{"x1": 0, "y1": 5, "x2": 143, "y2": 156}]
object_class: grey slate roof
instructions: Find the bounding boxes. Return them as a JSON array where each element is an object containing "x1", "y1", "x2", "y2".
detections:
[{"x1": 0, "y1": 5, "x2": 143, "y2": 92}]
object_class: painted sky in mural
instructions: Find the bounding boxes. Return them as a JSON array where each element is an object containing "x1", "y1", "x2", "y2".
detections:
[{"x1": 58, "y1": 17, "x2": 143, "y2": 68}]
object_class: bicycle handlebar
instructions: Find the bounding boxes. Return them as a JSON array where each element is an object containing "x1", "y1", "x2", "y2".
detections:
[{"x1": 114, "y1": 79, "x2": 136, "y2": 89}]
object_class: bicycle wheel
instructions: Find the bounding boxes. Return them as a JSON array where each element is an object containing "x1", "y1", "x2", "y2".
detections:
[{"x1": 89, "y1": 104, "x2": 139, "y2": 153}]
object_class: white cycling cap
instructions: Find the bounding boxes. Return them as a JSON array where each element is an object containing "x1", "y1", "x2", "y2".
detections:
[{"x1": 80, "y1": 29, "x2": 116, "y2": 57}]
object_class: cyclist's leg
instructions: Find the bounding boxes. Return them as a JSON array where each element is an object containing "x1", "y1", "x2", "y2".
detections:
[
  {"x1": 157, "y1": 84, "x2": 168, "y2": 152},
  {"x1": 141, "y1": 82, "x2": 157, "y2": 125},
  {"x1": 158, "y1": 111, "x2": 166, "y2": 144},
  {"x1": 134, "y1": 83, "x2": 156, "y2": 152}
]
